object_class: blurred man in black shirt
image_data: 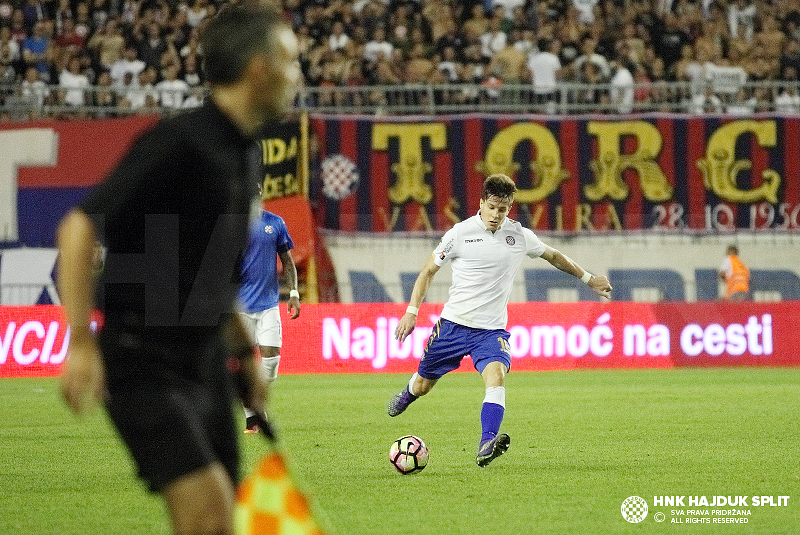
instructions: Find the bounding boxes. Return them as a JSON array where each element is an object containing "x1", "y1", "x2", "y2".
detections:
[{"x1": 56, "y1": 5, "x2": 301, "y2": 535}]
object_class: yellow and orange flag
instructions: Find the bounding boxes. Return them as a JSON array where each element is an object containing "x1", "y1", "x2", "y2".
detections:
[{"x1": 234, "y1": 412, "x2": 330, "y2": 535}]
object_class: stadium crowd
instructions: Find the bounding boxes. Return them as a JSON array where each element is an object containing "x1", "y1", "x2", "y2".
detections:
[{"x1": 1, "y1": 0, "x2": 800, "y2": 118}]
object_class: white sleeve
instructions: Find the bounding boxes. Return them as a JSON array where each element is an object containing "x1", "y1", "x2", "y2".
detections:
[
  {"x1": 523, "y1": 227, "x2": 547, "y2": 258},
  {"x1": 433, "y1": 226, "x2": 458, "y2": 266}
]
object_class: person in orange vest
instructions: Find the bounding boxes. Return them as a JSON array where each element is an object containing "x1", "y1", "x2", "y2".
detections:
[{"x1": 718, "y1": 245, "x2": 750, "y2": 300}]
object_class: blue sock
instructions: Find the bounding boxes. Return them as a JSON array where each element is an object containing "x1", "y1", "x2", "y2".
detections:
[{"x1": 480, "y1": 402, "x2": 505, "y2": 442}]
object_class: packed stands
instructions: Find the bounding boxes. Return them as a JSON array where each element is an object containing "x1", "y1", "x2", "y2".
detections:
[{"x1": 1, "y1": 0, "x2": 800, "y2": 118}]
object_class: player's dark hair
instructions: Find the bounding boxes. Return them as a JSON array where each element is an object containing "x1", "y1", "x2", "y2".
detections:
[
  {"x1": 201, "y1": 4, "x2": 285, "y2": 85},
  {"x1": 727, "y1": 245, "x2": 739, "y2": 255},
  {"x1": 483, "y1": 174, "x2": 516, "y2": 202}
]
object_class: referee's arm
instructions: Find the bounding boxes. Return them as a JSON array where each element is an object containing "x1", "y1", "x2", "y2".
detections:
[{"x1": 57, "y1": 209, "x2": 106, "y2": 416}]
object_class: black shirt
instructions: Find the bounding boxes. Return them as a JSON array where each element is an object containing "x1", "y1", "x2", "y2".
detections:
[
  {"x1": 82, "y1": 99, "x2": 260, "y2": 348},
  {"x1": 653, "y1": 27, "x2": 689, "y2": 71}
]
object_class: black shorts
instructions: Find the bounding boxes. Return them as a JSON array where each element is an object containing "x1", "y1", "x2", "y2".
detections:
[{"x1": 101, "y1": 330, "x2": 239, "y2": 493}]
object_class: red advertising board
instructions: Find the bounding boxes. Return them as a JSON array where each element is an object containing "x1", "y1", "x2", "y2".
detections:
[
  {"x1": 0, "y1": 306, "x2": 71, "y2": 378},
  {"x1": 2, "y1": 303, "x2": 798, "y2": 378}
]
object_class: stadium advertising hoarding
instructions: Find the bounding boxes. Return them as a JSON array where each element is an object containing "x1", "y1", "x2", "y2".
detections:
[
  {"x1": 311, "y1": 114, "x2": 800, "y2": 233},
  {"x1": 0, "y1": 306, "x2": 71, "y2": 378},
  {"x1": 2, "y1": 302, "x2": 797, "y2": 378}
]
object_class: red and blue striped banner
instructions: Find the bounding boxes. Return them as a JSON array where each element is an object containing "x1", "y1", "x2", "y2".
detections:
[{"x1": 310, "y1": 114, "x2": 800, "y2": 233}]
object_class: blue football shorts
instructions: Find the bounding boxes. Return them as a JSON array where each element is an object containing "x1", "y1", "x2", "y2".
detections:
[{"x1": 417, "y1": 318, "x2": 511, "y2": 379}]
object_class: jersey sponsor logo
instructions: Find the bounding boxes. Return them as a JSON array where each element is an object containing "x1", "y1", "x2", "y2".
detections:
[
  {"x1": 464, "y1": 238, "x2": 483, "y2": 243},
  {"x1": 264, "y1": 225, "x2": 274, "y2": 234},
  {"x1": 506, "y1": 236, "x2": 515, "y2": 245}
]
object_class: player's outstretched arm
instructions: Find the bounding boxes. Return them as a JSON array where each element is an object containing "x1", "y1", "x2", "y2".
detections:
[
  {"x1": 540, "y1": 245, "x2": 613, "y2": 300},
  {"x1": 396, "y1": 254, "x2": 440, "y2": 343}
]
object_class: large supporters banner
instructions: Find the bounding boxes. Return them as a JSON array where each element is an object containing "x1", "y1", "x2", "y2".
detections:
[
  {"x1": 3, "y1": 303, "x2": 798, "y2": 378},
  {"x1": 5, "y1": 114, "x2": 800, "y2": 247},
  {"x1": 0, "y1": 116, "x2": 302, "y2": 247},
  {"x1": 311, "y1": 114, "x2": 800, "y2": 233},
  {"x1": 0, "y1": 115, "x2": 158, "y2": 245}
]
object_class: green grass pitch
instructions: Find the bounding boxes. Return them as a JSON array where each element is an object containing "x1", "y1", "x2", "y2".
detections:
[{"x1": 1, "y1": 368, "x2": 799, "y2": 534}]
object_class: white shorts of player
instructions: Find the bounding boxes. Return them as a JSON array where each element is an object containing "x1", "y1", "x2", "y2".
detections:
[{"x1": 239, "y1": 306, "x2": 282, "y2": 349}]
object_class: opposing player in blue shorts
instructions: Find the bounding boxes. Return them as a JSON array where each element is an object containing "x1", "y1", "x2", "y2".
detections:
[
  {"x1": 388, "y1": 174, "x2": 613, "y2": 466},
  {"x1": 238, "y1": 209, "x2": 300, "y2": 433}
]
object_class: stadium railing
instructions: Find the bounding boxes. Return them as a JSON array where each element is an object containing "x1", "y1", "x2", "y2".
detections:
[{"x1": 1, "y1": 80, "x2": 800, "y2": 118}]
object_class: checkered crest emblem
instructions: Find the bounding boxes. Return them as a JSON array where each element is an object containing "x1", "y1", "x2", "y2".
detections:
[
  {"x1": 620, "y1": 496, "x2": 648, "y2": 523},
  {"x1": 321, "y1": 154, "x2": 359, "y2": 200}
]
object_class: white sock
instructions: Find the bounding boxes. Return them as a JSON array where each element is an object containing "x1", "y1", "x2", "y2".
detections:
[
  {"x1": 408, "y1": 373, "x2": 419, "y2": 396},
  {"x1": 483, "y1": 386, "x2": 506, "y2": 408}
]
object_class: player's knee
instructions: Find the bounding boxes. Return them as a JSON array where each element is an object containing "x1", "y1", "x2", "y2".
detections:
[{"x1": 481, "y1": 362, "x2": 506, "y2": 387}]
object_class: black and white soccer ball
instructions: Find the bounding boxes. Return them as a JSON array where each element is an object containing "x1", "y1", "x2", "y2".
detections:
[{"x1": 389, "y1": 435, "x2": 429, "y2": 475}]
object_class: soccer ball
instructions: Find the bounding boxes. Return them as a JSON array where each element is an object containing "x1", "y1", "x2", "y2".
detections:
[{"x1": 389, "y1": 435, "x2": 429, "y2": 475}]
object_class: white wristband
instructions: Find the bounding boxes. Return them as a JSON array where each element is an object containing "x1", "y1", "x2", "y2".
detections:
[
  {"x1": 406, "y1": 305, "x2": 419, "y2": 316},
  {"x1": 289, "y1": 289, "x2": 300, "y2": 299},
  {"x1": 580, "y1": 271, "x2": 592, "y2": 284}
]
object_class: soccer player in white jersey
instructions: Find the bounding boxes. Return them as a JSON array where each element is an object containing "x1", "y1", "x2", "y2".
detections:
[
  {"x1": 388, "y1": 174, "x2": 613, "y2": 466},
  {"x1": 238, "y1": 209, "x2": 301, "y2": 433}
]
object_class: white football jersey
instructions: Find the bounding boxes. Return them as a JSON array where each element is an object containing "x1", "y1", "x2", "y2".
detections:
[{"x1": 433, "y1": 213, "x2": 546, "y2": 330}]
